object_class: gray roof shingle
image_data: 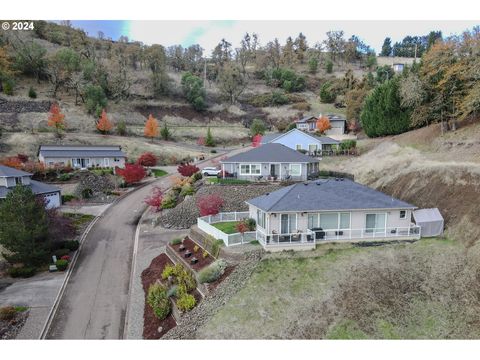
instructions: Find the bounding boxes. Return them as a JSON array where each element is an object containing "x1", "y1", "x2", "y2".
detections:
[
  {"x1": 221, "y1": 143, "x2": 318, "y2": 164},
  {"x1": 0, "y1": 181, "x2": 60, "y2": 199},
  {"x1": 39, "y1": 145, "x2": 126, "y2": 158},
  {"x1": 260, "y1": 129, "x2": 339, "y2": 145},
  {"x1": 0, "y1": 165, "x2": 32, "y2": 177},
  {"x1": 246, "y1": 178, "x2": 416, "y2": 212}
]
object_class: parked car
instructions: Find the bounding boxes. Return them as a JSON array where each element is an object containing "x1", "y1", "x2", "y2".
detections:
[{"x1": 202, "y1": 167, "x2": 221, "y2": 176}]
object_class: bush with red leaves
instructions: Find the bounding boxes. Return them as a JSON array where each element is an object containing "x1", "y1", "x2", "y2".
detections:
[
  {"x1": 235, "y1": 222, "x2": 249, "y2": 234},
  {"x1": 177, "y1": 163, "x2": 200, "y2": 177},
  {"x1": 136, "y1": 152, "x2": 157, "y2": 167},
  {"x1": 196, "y1": 194, "x2": 224, "y2": 216},
  {"x1": 61, "y1": 255, "x2": 71, "y2": 261},
  {"x1": 144, "y1": 186, "x2": 164, "y2": 211},
  {"x1": 252, "y1": 134, "x2": 262, "y2": 147},
  {"x1": 116, "y1": 164, "x2": 147, "y2": 185}
]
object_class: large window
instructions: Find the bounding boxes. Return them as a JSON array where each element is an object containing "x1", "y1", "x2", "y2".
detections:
[
  {"x1": 240, "y1": 164, "x2": 261, "y2": 175},
  {"x1": 257, "y1": 209, "x2": 266, "y2": 229},
  {"x1": 280, "y1": 214, "x2": 297, "y2": 233},
  {"x1": 365, "y1": 213, "x2": 386, "y2": 233},
  {"x1": 289, "y1": 164, "x2": 302, "y2": 176},
  {"x1": 320, "y1": 213, "x2": 338, "y2": 229},
  {"x1": 340, "y1": 213, "x2": 351, "y2": 229}
]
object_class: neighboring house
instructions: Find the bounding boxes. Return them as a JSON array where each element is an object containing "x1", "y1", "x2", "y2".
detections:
[
  {"x1": 295, "y1": 114, "x2": 347, "y2": 136},
  {"x1": 220, "y1": 143, "x2": 319, "y2": 181},
  {"x1": 38, "y1": 145, "x2": 126, "y2": 169},
  {"x1": 246, "y1": 178, "x2": 420, "y2": 251},
  {"x1": 0, "y1": 165, "x2": 61, "y2": 209},
  {"x1": 392, "y1": 63, "x2": 405, "y2": 73},
  {"x1": 259, "y1": 128, "x2": 339, "y2": 154}
]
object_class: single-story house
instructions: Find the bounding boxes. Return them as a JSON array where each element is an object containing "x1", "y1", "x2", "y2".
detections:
[
  {"x1": 259, "y1": 128, "x2": 339, "y2": 154},
  {"x1": 220, "y1": 143, "x2": 319, "y2": 181},
  {"x1": 0, "y1": 165, "x2": 61, "y2": 209},
  {"x1": 38, "y1": 145, "x2": 126, "y2": 169},
  {"x1": 295, "y1": 114, "x2": 347, "y2": 136},
  {"x1": 245, "y1": 178, "x2": 420, "y2": 251},
  {"x1": 392, "y1": 63, "x2": 405, "y2": 73}
]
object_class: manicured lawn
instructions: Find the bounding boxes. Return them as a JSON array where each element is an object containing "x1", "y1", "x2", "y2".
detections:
[
  {"x1": 151, "y1": 169, "x2": 168, "y2": 177},
  {"x1": 197, "y1": 238, "x2": 469, "y2": 339},
  {"x1": 211, "y1": 221, "x2": 241, "y2": 234}
]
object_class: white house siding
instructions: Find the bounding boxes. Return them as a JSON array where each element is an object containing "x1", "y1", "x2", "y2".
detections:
[
  {"x1": 42, "y1": 156, "x2": 125, "y2": 169},
  {"x1": 222, "y1": 162, "x2": 311, "y2": 181},
  {"x1": 251, "y1": 205, "x2": 413, "y2": 236}
]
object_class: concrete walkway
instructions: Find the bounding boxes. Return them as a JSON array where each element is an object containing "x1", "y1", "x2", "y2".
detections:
[{"x1": 0, "y1": 272, "x2": 65, "y2": 339}]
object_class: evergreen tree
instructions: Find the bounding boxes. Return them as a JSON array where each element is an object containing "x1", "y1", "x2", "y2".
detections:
[
  {"x1": 205, "y1": 127, "x2": 215, "y2": 147},
  {"x1": 380, "y1": 37, "x2": 392, "y2": 56},
  {"x1": 360, "y1": 77, "x2": 411, "y2": 137},
  {"x1": 0, "y1": 186, "x2": 49, "y2": 267}
]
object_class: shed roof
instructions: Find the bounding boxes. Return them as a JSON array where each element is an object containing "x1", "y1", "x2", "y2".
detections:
[
  {"x1": 246, "y1": 178, "x2": 416, "y2": 212},
  {"x1": 413, "y1": 208, "x2": 444, "y2": 223}
]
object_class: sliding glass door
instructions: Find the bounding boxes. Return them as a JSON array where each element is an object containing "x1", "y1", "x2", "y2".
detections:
[{"x1": 365, "y1": 213, "x2": 386, "y2": 234}]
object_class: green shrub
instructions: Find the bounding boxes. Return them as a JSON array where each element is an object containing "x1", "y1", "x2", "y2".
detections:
[
  {"x1": 161, "y1": 193, "x2": 177, "y2": 209},
  {"x1": 176, "y1": 293, "x2": 196, "y2": 312},
  {"x1": 58, "y1": 173, "x2": 72, "y2": 181},
  {"x1": 54, "y1": 248, "x2": 70, "y2": 258},
  {"x1": 162, "y1": 263, "x2": 196, "y2": 291},
  {"x1": 56, "y1": 259, "x2": 69, "y2": 271},
  {"x1": 190, "y1": 172, "x2": 202, "y2": 182},
  {"x1": 147, "y1": 283, "x2": 171, "y2": 320},
  {"x1": 61, "y1": 194, "x2": 77, "y2": 203},
  {"x1": 245, "y1": 218, "x2": 256, "y2": 231},
  {"x1": 319, "y1": 82, "x2": 336, "y2": 103},
  {"x1": 339, "y1": 139, "x2": 357, "y2": 150},
  {"x1": 84, "y1": 84, "x2": 107, "y2": 116},
  {"x1": 170, "y1": 238, "x2": 182, "y2": 246},
  {"x1": 0, "y1": 306, "x2": 17, "y2": 321},
  {"x1": 211, "y1": 239, "x2": 224, "y2": 258},
  {"x1": 28, "y1": 86, "x2": 37, "y2": 98},
  {"x1": 64, "y1": 240, "x2": 80, "y2": 251},
  {"x1": 81, "y1": 188, "x2": 93, "y2": 199},
  {"x1": 180, "y1": 183, "x2": 195, "y2": 197},
  {"x1": 8, "y1": 266, "x2": 36, "y2": 278},
  {"x1": 325, "y1": 60, "x2": 333, "y2": 74},
  {"x1": 271, "y1": 90, "x2": 289, "y2": 105},
  {"x1": 2, "y1": 79, "x2": 14, "y2": 95},
  {"x1": 198, "y1": 259, "x2": 228, "y2": 284}
]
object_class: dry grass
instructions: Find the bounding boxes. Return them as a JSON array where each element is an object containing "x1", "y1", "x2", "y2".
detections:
[{"x1": 197, "y1": 238, "x2": 480, "y2": 339}]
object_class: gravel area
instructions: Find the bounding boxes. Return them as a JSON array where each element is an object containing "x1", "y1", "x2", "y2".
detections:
[
  {"x1": 157, "y1": 184, "x2": 283, "y2": 229},
  {"x1": 0, "y1": 310, "x2": 29, "y2": 339},
  {"x1": 162, "y1": 249, "x2": 264, "y2": 339}
]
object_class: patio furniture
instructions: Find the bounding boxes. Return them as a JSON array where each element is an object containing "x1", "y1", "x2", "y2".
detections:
[
  {"x1": 179, "y1": 244, "x2": 186, "y2": 252},
  {"x1": 190, "y1": 257, "x2": 198, "y2": 264},
  {"x1": 184, "y1": 251, "x2": 192, "y2": 258}
]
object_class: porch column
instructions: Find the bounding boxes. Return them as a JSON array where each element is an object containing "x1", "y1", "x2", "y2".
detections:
[{"x1": 222, "y1": 163, "x2": 225, "y2": 179}]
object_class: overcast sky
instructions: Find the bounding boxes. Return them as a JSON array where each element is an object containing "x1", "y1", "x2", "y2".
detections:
[{"x1": 69, "y1": 20, "x2": 479, "y2": 54}]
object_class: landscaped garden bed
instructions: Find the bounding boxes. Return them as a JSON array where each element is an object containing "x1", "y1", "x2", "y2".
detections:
[
  {"x1": 141, "y1": 254, "x2": 177, "y2": 339},
  {"x1": 211, "y1": 221, "x2": 242, "y2": 234},
  {"x1": 169, "y1": 237, "x2": 214, "y2": 271},
  {"x1": 141, "y1": 252, "x2": 203, "y2": 339}
]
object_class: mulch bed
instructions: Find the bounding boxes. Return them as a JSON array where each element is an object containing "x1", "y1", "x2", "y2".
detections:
[
  {"x1": 169, "y1": 237, "x2": 214, "y2": 271},
  {"x1": 141, "y1": 254, "x2": 176, "y2": 340}
]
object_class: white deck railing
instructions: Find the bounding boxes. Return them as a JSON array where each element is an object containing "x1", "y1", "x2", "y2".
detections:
[
  {"x1": 197, "y1": 212, "x2": 254, "y2": 246},
  {"x1": 256, "y1": 225, "x2": 421, "y2": 247}
]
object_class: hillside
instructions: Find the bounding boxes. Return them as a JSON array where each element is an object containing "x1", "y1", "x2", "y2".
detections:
[{"x1": 320, "y1": 120, "x2": 480, "y2": 246}]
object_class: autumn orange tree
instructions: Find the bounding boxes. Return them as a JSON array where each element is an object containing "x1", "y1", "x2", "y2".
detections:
[
  {"x1": 96, "y1": 109, "x2": 113, "y2": 135},
  {"x1": 316, "y1": 116, "x2": 331, "y2": 135},
  {"x1": 47, "y1": 103, "x2": 66, "y2": 138},
  {"x1": 144, "y1": 114, "x2": 159, "y2": 142}
]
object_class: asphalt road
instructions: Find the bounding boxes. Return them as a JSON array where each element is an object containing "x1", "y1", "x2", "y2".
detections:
[{"x1": 45, "y1": 149, "x2": 248, "y2": 339}]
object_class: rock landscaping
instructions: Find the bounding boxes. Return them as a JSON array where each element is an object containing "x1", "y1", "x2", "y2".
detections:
[
  {"x1": 162, "y1": 248, "x2": 265, "y2": 339},
  {"x1": 74, "y1": 172, "x2": 116, "y2": 202},
  {"x1": 0, "y1": 306, "x2": 29, "y2": 339},
  {"x1": 157, "y1": 183, "x2": 282, "y2": 229}
]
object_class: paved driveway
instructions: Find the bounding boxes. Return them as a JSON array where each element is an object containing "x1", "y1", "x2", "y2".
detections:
[
  {"x1": 45, "y1": 148, "x2": 249, "y2": 339},
  {"x1": 0, "y1": 273, "x2": 65, "y2": 339}
]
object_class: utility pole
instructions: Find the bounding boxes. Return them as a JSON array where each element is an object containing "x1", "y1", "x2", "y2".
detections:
[{"x1": 414, "y1": 44, "x2": 417, "y2": 60}]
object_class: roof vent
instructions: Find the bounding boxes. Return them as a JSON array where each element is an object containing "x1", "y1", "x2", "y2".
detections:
[
  {"x1": 265, "y1": 193, "x2": 270, "y2": 196},
  {"x1": 316, "y1": 181, "x2": 321, "y2": 185},
  {"x1": 335, "y1": 177, "x2": 339, "y2": 181},
  {"x1": 303, "y1": 182, "x2": 309, "y2": 186}
]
